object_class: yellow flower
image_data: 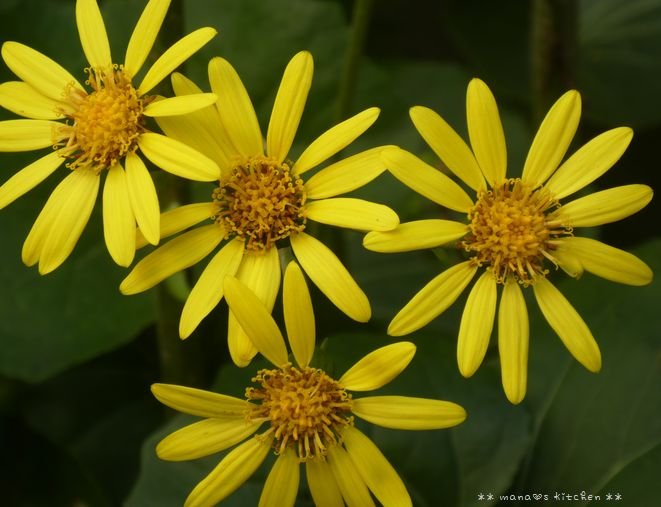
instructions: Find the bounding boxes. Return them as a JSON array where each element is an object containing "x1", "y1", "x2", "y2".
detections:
[
  {"x1": 364, "y1": 78, "x2": 654, "y2": 404},
  {"x1": 152, "y1": 262, "x2": 466, "y2": 507},
  {"x1": 0, "y1": 0, "x2": 220, "y2": 273},
  {"x1": 120, "y1": 51, "x2": 399, "y2": 365}
]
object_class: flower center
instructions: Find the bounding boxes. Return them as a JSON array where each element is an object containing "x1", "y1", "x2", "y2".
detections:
[
  {"x1": 57, "y1": 66, "x2": 145, "y2": 172},
  {"x1": 245, "y1": 365, "x2": 353, "y2": 461},
  {"x1": 212, "y1": 156, "x2": 307, "y2": 252},
  {"x1": 461, "y1": 178, "x2": 571, "y2": 285}
]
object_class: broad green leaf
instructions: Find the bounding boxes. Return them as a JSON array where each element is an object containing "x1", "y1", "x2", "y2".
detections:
[
  {"x1": 126, "y1": 358, "x2": 274, "y2": 507},
  {"x1": 323, "y1": 331, "x2": 532, "y2": 507},
  {"x1": 183, "y1": 0, "x2": 348, "y2": 153},
  {"x1": 0, "y1": 167, "x2": 154, "y2": 382},
  {"x1": 518, "y1": 240, "x2": 661, "y2": 498},
  {"x1": 579, "y1": 0, "x2": 661, "y2": 127}
]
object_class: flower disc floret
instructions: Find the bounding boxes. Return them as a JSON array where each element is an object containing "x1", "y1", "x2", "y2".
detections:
[
  {"x1": 58, "y1": 66, "x2": 146, "y2": 172},
  {"x1": 462, "y1": 178, "x2": 571, "y2": 285},
  {"x1": 212, "y1": 155, "x2": 307, "y2": 251},
  {"x1": 246, "y1": 365, "x2": 353, "y2": 461}
]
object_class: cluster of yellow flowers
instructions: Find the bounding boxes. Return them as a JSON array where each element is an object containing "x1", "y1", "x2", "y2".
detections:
[{"x1": 0, "y1": 1, "x2": 653, "y2": 505}]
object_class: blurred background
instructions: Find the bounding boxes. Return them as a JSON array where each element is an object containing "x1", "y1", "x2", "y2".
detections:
[{"x1": 0, "y1": 0, "x2": 659, "y2": 505}]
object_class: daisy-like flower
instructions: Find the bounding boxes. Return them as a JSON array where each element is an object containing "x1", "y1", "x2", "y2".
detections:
[
  {"x1": 364, "y1": 78, "x2": 653, "y2": 404},
  {"x1": 120, "y1": 51, "x2": 399, "y2": 365},
  {"x1": 0, "y1": 0, "x2": 221, "y2": 273},
  {"x1": 151, "y1": 261, "x2": 466, "y2": 507}
]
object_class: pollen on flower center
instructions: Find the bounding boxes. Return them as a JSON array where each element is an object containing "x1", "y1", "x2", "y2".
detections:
[
  {"x1": 57, "y1": 66, "x2": 145, "y2": 172},
  {"x1": 212, "y1": 156, "x2": 307, "y2": 251},
  {"x1": 461, "y1": 178, "x2": 571, "y2": 285},
  {"x1": 245, "y1": 365, "x2": 353, "y2": 461}
]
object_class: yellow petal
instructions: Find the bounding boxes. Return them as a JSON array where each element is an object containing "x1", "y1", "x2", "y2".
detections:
[
  {"x1": 124, "y1": 0, "x2": 170, "y2": 77},
  {"x1": 466, "y1": 78, "x2": 507, "y2": 186},
  {"x1": 558, "y1": 236, "x2": 652, "y2": 286},
  {"x1": 103, "y1": 164, "x2": 136, "y2": 267},
  {"x1": 522, "y1": 90, "x2": 581, "y2": 187},
  {"x1": 258, "y1": 448, "x2": 299, "y2": 507},
  {"x1": 157, "y1": 417, "x2": 262, "y2": 461},
  {"x1": 76, "y1": 0, "x2": 112, "y2": 68},
  {"x1": 283, "y1": 261, "x2": 315, "y2": 368},
  {"x1": 409, "y1": 105, "x2": 484, "y2": 191},
  {"x1": 339, "y1": 342, "x2": 416, "y2": 392},
  {"x1": 556, "y1": 184, "x2": 653, "y2": 228},
  {"x1": 266, "y1": 51, "x2": 313, "y2": 163},
  {"x1": 224, "y1": 276, "x2": 288, "y2": 367},
  {"x1": 0, "y1": 151, "x2": 64, "y2": 209},
  {"x1": 553, "y1": 245, "x2": 584, "y2": 279},
  {"x1": 227, "y1": 248, "x2": 281, "y2": 366},
  {"x1": 22, "y1": 193, "x2": 57, "y2": 267},
  {"x1": 545, "y1": 127, "x2": 633, "y2": 199},
  {"x1": 138, "y1": 132, "x2": 220, "y2": 181},
  {"x1": 185, "y1": 436, "x2": 272, "y2": 507},
  {"x1": 498, "y1": 277, "x2": 529, "y2": 404},
  {"x1": 293, "y1": 107, "x2": 380, "y2": 175},
  {"x1": 38, "y1": 169, "x2": 100, "y2": 275},
  {"x1": 381, "y1": 147, "x2": 474, "y2": 213},
  {"x1": 227, "y1": 311, "x2": 259, "y2": 368},
  {"x1": 457, "y1": 271, "x2": 496, "y2": 377},
  {"x1": 1, "y1": 42, "x2": 84, "y2": 101},
  {"x1": 136, "y1": 202, "x2": 213, "y2": 249},
  {"x1": 327, "y1": 445, "x2": 375, "y2": 507},
  {"x1": 343, "y1": 426, "x2": 412, "y2": 507},
  {"x1": 0, "y1": 119, "x2": 59, "y2": 152},
  {"x1": 151, "y1": 383, "x2": 248, "y2": 417},
  {"x1": 0, "y1": 81, "x2": 64, "y2": 120},
  {"x1": 120, "y1": 224, "x2": 222, "y2": 294},
  {"x1": 291, "y1": 232, "x2": 370, "y2": 322},
  {"x1": 138, "y1": 27, "x2": 217, "y2": 96},
  {"x1": 388, "y1": 261, "x2": 477, "y2": 336},
  {"x1": 179, "y1": 238, "x2": 244, "y2": 339},
  {"x1": 143, "y1": 93, "x2": 218, "y2": 117},
  {"x1": 208, "y1": 57, "x2": 263, "y2": 158},
  {"x1": 306, "y1": 459, "x2": 344, "y2": 507},
  {"x1": 304, "y1": 145, "x2": 392, "y2": 200},
  {"x1": 154, "y1": 120, "x2": 230, "y2": 177},
  {"x1": 170, "y1": 72, "x2": 238, "y2": 161},
  {"x1": 156, "y1": 73, "x2": 234, "y2": 172},
  {"x1": 352, "y1": 396, "x2": 466, "y2": 430},
  {"x1": 363, "y1": 219, "x2": 468, "y2": 253},
  {"x1": 125, "y1": 152, "x2": 160, "y2": 246},
  {"x1": 306, "y1": 197, "x2": 399, "y2": 232},
  {"x1": 533, "y1": 277, "x2": 601, "y2": 372}
]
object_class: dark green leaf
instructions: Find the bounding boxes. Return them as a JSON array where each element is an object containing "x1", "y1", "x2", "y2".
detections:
[{"x1": 518, "y1": 240, "x2": 661, "y2": 501}]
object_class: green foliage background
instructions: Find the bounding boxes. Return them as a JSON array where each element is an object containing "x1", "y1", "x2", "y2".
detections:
[{"x1": 0, "y1": 0, "x2": 659, "y2": 505}]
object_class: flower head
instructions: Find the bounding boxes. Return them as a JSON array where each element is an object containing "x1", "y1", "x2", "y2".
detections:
[
  {"x1": 120, "y1": 51, "x2": 399, "y2": 366},
  {"x1": 364, "y1": 78, "x2": 653, "y2": 404},
  {"x1": 152, "y1": 261, "x2": 466, "y2": 506},
  {"x1": 0, "y1": 0, "x2": 219, "y2": 273}
]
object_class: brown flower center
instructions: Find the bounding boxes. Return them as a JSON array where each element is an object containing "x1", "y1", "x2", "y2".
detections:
[
  {"x1": 461, "y1": 178, "x2": 571, "y2": 285},
  {"x1": 212, "y1": 156, "x2": 307, "y2": 252},
  {"x1": 57, "y1": 66, "x2": 145, "y2": 172},
  {"x1": 245, "y1": 365, "x2": 353, "y2": 461}
]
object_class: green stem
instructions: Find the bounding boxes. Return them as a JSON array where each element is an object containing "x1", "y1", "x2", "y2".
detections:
[
  {"x1": 335, "y1": 0, "x2": 375, "y2": 122},
  {"x1": 325, "y1": 0, "x2": 375, "y2": 261},
  {"x1": 152, "y1": 0, "x2": 203, "y2": 386},
  {"x1": 515, "y1": 0, "x2": 580, "y2": 488},
  {"x1": 155, "y1": 287, "x2": 186, "y2": 383},
  {"x1": 530, "y1": 0, "x2": 578, "y2": 123}
]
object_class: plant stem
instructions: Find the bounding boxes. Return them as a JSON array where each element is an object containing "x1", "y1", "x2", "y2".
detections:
[
  {"x1": 325, "y1": 0, "x2": 375, "y2": 261},
  {"x1": 515, "y1": 0, "x2": 580, "y2": 487},
  {"x1": 530, "y1": 0, "x2": 578, "y2": 123},
  {"x1": 335, "y1": 0, "x2": 375, "y2": 122},
  {"x1": 151, "y1": 0, "x2": 204, "y2": 386}
]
